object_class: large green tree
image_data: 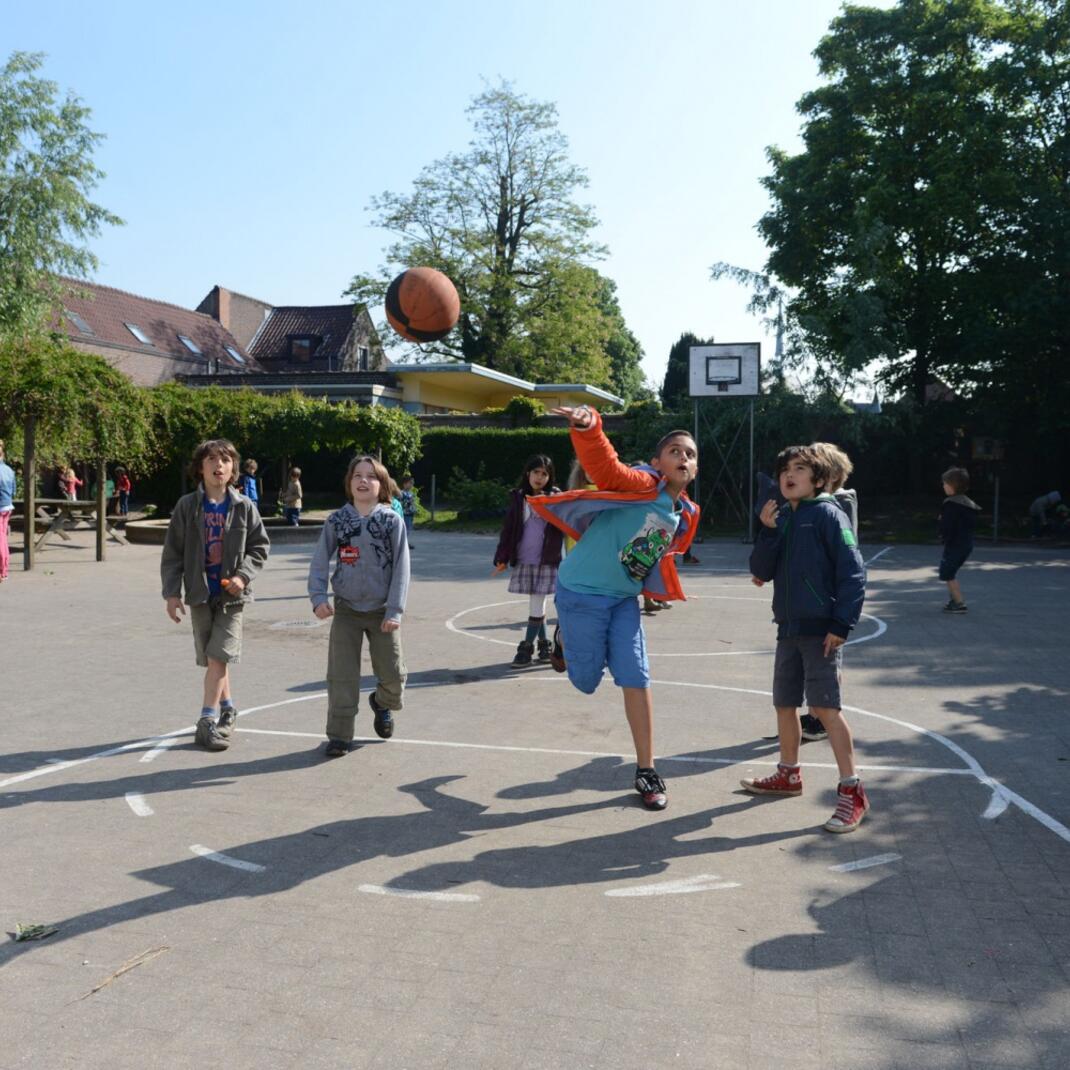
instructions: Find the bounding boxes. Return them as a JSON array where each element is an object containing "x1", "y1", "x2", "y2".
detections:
[
  {"x1": 758, "y1": 0, "x2": 1014, "y2": 404},
  {"x1": 347, "y1": 82, "x2": 630, "y2": 386},
  {"x1": 660, "y1": 331, "x2": 715, "y2": 412},
  {"x1": 0, "y1": 52, "x2": 122, "y2": 334}
]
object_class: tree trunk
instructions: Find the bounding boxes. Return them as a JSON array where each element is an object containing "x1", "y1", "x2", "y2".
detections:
[{"x1": 23, "y1": 415, "x2": 36, "y2": 572}]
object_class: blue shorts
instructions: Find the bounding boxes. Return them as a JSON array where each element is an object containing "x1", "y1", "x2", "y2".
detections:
[
  {"x1": 939, "y1": 548, "x2": 971, "y2": 581},
  {"x1": 554, "y1": 583, "x2": 649, "y2": 692}
]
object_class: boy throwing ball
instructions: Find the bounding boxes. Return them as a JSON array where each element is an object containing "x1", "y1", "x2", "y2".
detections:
[{"x1": 744, "y1": 445, "x2": 868, "y2": 833}]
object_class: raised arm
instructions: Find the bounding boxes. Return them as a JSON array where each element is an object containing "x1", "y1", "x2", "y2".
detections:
[{"x1": 550, "y1": 406, "x2": 655, "y2": 494}]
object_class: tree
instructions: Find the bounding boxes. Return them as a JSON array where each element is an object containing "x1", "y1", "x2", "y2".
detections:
[
  {"x1": 757, "y1": 0, "x2": 1013, "y2": 404},
  {"x1": 347, "y1": 82, "x2": 614, "y2": 383},
  {"x1": 0, "y1": 52, "x2": 122, "y2": 334},
  {"x1": 595, "y1": 274, "x2": 645, "y2": 403},
  {"x1": 660, "y1": 332, "x2": 715, "y2": 412}
]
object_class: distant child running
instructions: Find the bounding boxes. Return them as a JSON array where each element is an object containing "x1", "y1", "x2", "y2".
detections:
[
  {"x1": 0, "y1": 440, "x2": 15, "y2": 582},
  {"x1": 745, "y1": 445, "x2": 867, "y2": 832},
  {"x1": 161, "y1": 439, "x2": 271, "y2": 751},
  {"x1": 115, "y1": 467, "x2": 133, "y2": 516},
  {"x1": 308, "y1": 455, "x2": 410, "y2": 757},
  {"x1": 530, "y1": 407, "x2": 699, "y2": 811},
  {"x1": 939, "y1": 467, "x2": 980, "y2": 613},
  {"x1": 282, "y1": 467, "x2": 303, "y2": 525},
  {"x1": 239, "y1": 459, "x2": 260, "y2": 506},
  {"x1": 494, "y1": 455, "x2": 564, "y2": 667}
]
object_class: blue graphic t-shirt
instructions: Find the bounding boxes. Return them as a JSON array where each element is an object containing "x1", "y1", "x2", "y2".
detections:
[
  {"x1": 203, "y1": 497, "x2": 229, "y2": 596},
  {"x1": 558, "y1": 490, "x2": 680, "y2": 599}
]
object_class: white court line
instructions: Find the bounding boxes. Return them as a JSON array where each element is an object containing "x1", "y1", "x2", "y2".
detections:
[
  {"x1": 446, "y1": 598, "x2": 887, "y2": 656},
  {"x1": 605, "y1": 874, "x2": 740, "y2": 897},
  {"x1": 865, "y1": 547, "x2": 894, "y2": 566},
  {"x1": 190, "y1": 844, "x2": 266, "y2": 873},
  {"x1": 124, "y1": 792, "x2": 154, "y2": 817},
  {"x1": 829, "y1": 853, "x2": 901, "y2": 873},
  {"x1": 140, "y1": 737, "x2": 178, "y2": 763},
  {"x1": 358, "y1": 883, "x2": 480, "y2": 903},
  {"x1": 235, "y1": 726, "x2": 971, "y2": 777}
]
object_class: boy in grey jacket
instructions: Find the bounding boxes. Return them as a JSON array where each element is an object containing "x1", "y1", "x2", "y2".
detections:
[
  {"x1": 308, "y1": 454, "x2": 410, "y2": 756},
  {"x1": 161, "y1": 439, "x2": 270, "y2": 751}
]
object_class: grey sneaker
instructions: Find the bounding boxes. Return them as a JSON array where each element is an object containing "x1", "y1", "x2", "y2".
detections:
[
  {"x1": 217, "y1": 707, "x2": 238, "y2": 738},
  {"x1": 944, "y1": 601, "x2": 968, "y2": 614},
  {"x1": 194, "y1": 716, "x2": 229, "y2": 751}
]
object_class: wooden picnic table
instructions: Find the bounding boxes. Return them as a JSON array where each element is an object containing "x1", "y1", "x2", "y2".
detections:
[{"x1": 14, "y1": 498, "x2": 128, "y2": 551}]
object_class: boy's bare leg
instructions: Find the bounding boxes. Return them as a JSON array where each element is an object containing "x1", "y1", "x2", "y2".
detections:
[
  {"x1": 812, "y1": 706, "x2": 856, "y2": 778},
  {"x1": 946, "y1": 578, "x2": 963, "y2": 603},
  {"x1": 622, "y1": 687, "x2": 654, "y2": 768},
  {"x1": 202, "y1": 658, "x2": 227, "y2": 710},
  {"x1": 219, "y1": 666, "x2": 231, "y2": 705},
  {"x1": 776, "y1": 706, "x2": 802, "y2": 766}
]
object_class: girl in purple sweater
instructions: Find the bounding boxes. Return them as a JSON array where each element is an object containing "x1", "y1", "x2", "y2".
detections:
[{"x1": 493, "y1": 454, "x2": 564, "y2": 666}]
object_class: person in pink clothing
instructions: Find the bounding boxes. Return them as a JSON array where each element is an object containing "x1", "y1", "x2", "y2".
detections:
[
  {"x1": 0, "y1": 440, "x2": 15, "y2": 582},
  {"x1": 61, "y1": 466, "x2": 83, "y2": 501}
]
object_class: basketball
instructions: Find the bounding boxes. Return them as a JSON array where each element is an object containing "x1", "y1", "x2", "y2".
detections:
[{"x1": 385, "y1": 267, "x2": 460, "y2": 343}]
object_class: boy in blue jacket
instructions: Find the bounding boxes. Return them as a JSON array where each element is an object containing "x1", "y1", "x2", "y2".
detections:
[{"x1": 745, "y1": 445, "x2": 869, "y2": 833}]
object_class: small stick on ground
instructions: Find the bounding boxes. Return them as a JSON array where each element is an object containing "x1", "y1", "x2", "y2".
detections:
[{"x1": 77, "y1": 946, "x2": 170, "y2": 1001}]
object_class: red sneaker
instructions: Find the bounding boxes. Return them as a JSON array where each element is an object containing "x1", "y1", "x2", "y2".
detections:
[
  {"x1": 824, "y1": 779, "x2": 869, "y2": 833},
  {"x1": 740, "y1": 764, "x2": 802, "y2": 796}
]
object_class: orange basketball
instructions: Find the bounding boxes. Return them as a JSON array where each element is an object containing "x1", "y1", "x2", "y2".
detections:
[{"x1": 385, "y1": 267, "x2": 460, "y2": 343}]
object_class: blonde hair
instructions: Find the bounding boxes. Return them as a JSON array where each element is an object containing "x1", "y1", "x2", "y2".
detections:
[
  {"x1": 567, "y1": 459, "x2": 591, "y2": 490},
  {"x1": 811, "y1": 442, "x2": 853, "y2": 493},
  {"x1": 343, "y1": 454, "x2": 393, "y2": 505}
]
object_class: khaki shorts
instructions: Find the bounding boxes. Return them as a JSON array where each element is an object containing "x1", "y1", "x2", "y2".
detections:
[{"x1": 190, "y1": 600, "x2": 244, "y2": 666}]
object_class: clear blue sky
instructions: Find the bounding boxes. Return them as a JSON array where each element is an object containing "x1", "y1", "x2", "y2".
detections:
[{"x1": 7, "y1": 0, "x2": 893, "y2": 390}]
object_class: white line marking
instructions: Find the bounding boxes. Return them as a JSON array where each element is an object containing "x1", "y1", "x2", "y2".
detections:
[
  {"x1": 865, "y1": 547, "x2": 894, "y2": 566},
  {"x1": 235, "y1": 727, "x2": 970, "y2": 776},
  {"x1": 981, "y1": 787, "x2": 1011, "y2": 820},
  {"x1": 605, "y1": 874, "x2": 741, "y2": 897},
  {"x1": 189, "y1": 844, "x2": 266, "y2": 873},
  {"x1": 358, "y1": 883, "x2": 480, "y2": 902},
  {"x1": 140, "y1": 737, "x2": 178, "y2": 763},
  {"x1": 829, "y1": 853, "x2": 901, "y2": 872},
  {"x1": 124, "y1": 792, "x2": 154, "y2": 817}
]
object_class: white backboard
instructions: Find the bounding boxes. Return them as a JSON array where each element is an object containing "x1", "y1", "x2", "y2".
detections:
[{"x1": 689, "y1": 343, "x2": 760, "y2": 397}]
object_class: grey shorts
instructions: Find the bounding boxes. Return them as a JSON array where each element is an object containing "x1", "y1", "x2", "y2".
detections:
[
  {"x1": 190, "y1": 600, "x2": 244, "y2": 666},
  {"x1": 773, "y1": 635, "x2": 842, "y2": 709}
]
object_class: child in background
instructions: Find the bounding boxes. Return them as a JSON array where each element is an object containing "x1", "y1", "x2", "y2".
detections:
[
  {"x1": 0, "y1": 440, "x2": 15, "y2": 582},
  {"x1": 239, "y1": 459, "x2": 260, "y2": 506},
  {"x1": 62, "y1": 466, "x2": 82, "y2": 501},
  {"x1": 745, "y1": 445, "x2": 868, "y2": 832},
  {"x1": 399, "y1": 475, "x2": 417, "y2": 539},
  {"x1": 494, "y1": 455, "x2": 563, "y2": 666},
  {"x1": 939, "y1": 467, "x2": 980, "y2": 613},
  {"x1": 532, "y1": 407, "x2": 699, "y2": 811},
  {"x1": 799, "y1": 442, "x2": 859, "y2": 742},
  {"x1": 115, "y1": 467, "x2": 133, "y2": 515},
  {"x1": 308, "y1": 455, "x2": 410, "y2": 756},
  {"x1": 282, "y1": 467, "x2": 303, "y2": 526},
  {"x1": 388, "y1": 478, "x2": 405, "y2": 521},
  {"x1": 161, "y1": 439, "x2": 271, "y2": 751}
]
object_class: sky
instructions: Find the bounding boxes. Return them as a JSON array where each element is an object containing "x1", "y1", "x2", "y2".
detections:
[{"x1": 6, "y1": 0, "x2": 895, "y2": 392}]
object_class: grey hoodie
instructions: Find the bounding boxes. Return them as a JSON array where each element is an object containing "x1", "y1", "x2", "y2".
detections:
[{"x1": 308, "y1": 502, "x2": 410, "y2": 621}]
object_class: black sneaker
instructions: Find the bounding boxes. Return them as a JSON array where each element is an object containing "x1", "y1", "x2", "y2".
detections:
[
  {"x1": 549, "y1": 627, "x2": 566, "y2": 673},
  {"x1": 369, "y1": 693, "x2": 394, "y2": 739},
  {"x1": 324, "y1": 738, "x2": 352, "y2": 758},
  {"x1": 194, "y1": 716, "x2": 229, "y2": 752},
  {"x1": 635, "y1": 767, "x2": 668, "y2": 811},
  {"x1": 944, "y1": 601, "x2": 968, "y2": 613},
  {"x1": 536, "y1": 638, "x2": 552, "y2": 663},
  {"x1": 217, "y1": 707, "x2": 238, "y2": 738},
  {"x1": 800, "y1": 713, "x2": 828, "y2": 741},
  {"x1": 511, "y1": 640, "x2": 534, "y2": 667}
]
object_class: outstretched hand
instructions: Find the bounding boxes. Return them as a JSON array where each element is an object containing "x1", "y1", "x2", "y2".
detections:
[{"x1": 550, "y1": 405, "x2": 593, "y2": 430}]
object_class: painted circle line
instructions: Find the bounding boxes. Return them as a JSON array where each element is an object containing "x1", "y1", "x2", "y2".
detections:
[
  {"x1": 190, "y1": 844, "x2": 266, "y2": 873},
  {"x1": 445, "y1": 598, "x2": 886, "y2": 656},
  {"x1": 605, "y1": 874, "x2": 741, "y2": 897},
  {"x1": 358, "y1": 884, "x2": 480, "y2": 903}
]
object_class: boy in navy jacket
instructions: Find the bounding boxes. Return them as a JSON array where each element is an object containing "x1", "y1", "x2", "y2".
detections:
[{"x1": 745, "y1": 445, "x2": 869, "y2": 833}]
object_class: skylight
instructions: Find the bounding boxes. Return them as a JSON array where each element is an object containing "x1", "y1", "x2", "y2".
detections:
[
  {"x1": 178, "y1": 334, "x2": 202, "y2": 355},
  {"x1": 65, "y1": 309, "x2": 94, "y2": 336},
  {"x1": 225, "y1": 345, "x2": 246, "y2": 365},
  {"x1": 124, "y1": 322, "x2": 152, "y2": 345}
]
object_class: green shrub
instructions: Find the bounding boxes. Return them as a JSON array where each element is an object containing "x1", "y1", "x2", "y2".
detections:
[
  {"x1": 445, "y1": 466, "x2": 510, "y2": 518},
  {"x1": 503, "y1": 395, "x2": 545, "y2": 427}
]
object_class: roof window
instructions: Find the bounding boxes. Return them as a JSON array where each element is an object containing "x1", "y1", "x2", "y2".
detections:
[
  {"x1": 224, "y1": 345, "x2": 246, "y2": 365},
  {"x1": 65, "y1": 309, "x2": 94, "y2": 336},
  {"x1": 178, "y1": 334, "x2": 202, "y2": 355},
  {"x1": 124, "y1": 322, "x2": 152, "y2": 345}
]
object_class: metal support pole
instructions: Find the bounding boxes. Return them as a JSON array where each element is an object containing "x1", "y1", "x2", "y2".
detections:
[
  {"x1": 993, "y1": 475, "x2": 1000, "y2": 544},
  {"x1": 747, "y1": 398, "x2": 755, "y2": 543},
  {"x1": 430, "y1": 474, "x2": 437, "y2": 522},
  {"x1": 23, "y1": 415, "x2": 36, "y2": 571},
  {"x1": 692, "y1": 400, "x2": 701, "y2": 541},
  {"x1": 96, "y1": 459, "x2": 106, "y2": 562}
]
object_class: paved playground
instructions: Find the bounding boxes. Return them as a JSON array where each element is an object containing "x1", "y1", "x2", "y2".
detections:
[{"x1": 2, "y1": 529, "x2": 1068, "y2": 1069}]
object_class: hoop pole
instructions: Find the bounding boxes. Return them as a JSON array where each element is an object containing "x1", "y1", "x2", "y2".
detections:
[
  {"x1": 748, "y1": 398, "x2": 755, "y2": 543},
  {"x1": 692, "y1": 399, "x2": 700, "y2": 537}
]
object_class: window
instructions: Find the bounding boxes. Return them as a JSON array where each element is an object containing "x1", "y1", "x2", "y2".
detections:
[
  {"x1": 224, "y1": 345, "x2": 246, "y2": 365},
  {"x1": 124, "y1": 322, "x2": 152, "y2": 345},
  {"x1": 288, "y1": 334, "x2": 320, "y2": 361},
  {"x1": 65, "y1": 309, "x2": 94, "y2": 335},
  {"x1": 177, "y1": 334, "x2": 202, "y2": 355},
  {"x1": 358, "y1": 345, "x2": 370, "y2": 370}
]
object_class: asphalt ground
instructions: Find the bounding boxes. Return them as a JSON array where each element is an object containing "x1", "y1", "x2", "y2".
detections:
[{"x1": 1, "y1": 529, "x2": 1068, "y2": 1069}]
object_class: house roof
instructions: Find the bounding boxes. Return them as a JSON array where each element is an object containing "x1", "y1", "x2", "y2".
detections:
[
  {"x1": 248, "y1": 305, "x2": 359, "y2": 364},
  {"x1": 57, "y1": 279, "x2": 253, "y2": 369}
]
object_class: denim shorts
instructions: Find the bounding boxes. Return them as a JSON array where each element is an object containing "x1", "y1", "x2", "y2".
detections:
[
  {"x1": 554, "y1": 583, "x2": 649, "y2": 692},
  {"x1": 772, "y1": 635, "x2": 842, "y2": 709}
]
